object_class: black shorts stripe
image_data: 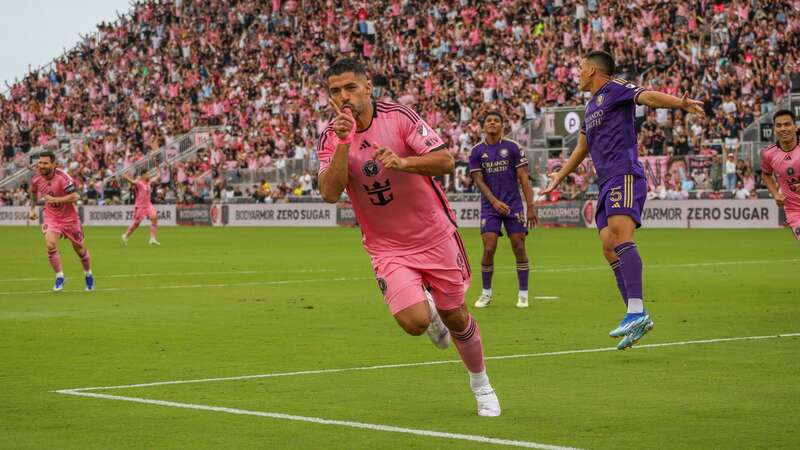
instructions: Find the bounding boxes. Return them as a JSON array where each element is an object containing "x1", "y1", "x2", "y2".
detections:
[
  {"x1": 454, "y1": 231, "x2": 471, "y2": 277},
  {"x1": 428, "y1": 177, "x2": 457, "y2": 228}
]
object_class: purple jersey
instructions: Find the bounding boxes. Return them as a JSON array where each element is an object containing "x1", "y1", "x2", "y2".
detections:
[
  {"x1": 582, "y1": 78, "x2": 647, "y2": 185},
  {"x1": 469, "y1": 139, "x2": 528, "y2": 214}
]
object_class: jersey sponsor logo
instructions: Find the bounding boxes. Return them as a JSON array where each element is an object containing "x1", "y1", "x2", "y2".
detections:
[
  {"x1": 499, "y1": 148, "x2": 509, "y2": 158},
  {"x1": 363, "y1": 179, "x2": 394, "y2": 206},
  {"x1": 376, "y1": 278, "x2": 388, "y2": 295},
  {"x1": 416, "y1": 124, "x2": 429, "y2": 137},
  {"x1": 362, "y1": 159, "x2": 379, "y2": 177}
]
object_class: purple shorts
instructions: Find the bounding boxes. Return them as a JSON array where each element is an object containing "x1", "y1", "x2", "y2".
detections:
[
  {"x1": 480, "y1": 208, "x2": 528, "y2": 236},
  {"x1": 596, "y1": 174, "x2": 647, "y2": 230}
]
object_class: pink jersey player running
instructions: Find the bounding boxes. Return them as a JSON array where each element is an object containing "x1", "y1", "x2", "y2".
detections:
[
  {"x1": 317, "y1": 58, "x2": 500, "y2": 417},
  {"x1": 121, "y1": 170, "x2": 160, "y2": 246},
  {"x1": 761, "y1": 109, "x2": 800, "y2": 240},
  {"x1": 28, "y1": 151, "x2": 94, "y2": 291}
]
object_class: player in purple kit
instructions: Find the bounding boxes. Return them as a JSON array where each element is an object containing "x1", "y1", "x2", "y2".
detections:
[
  {"x1": 469, "y1": 112, "x2": 537, "y2": 309},
  {"x1": 543, "y1": 50, "x2": 704, "y2": 349}
]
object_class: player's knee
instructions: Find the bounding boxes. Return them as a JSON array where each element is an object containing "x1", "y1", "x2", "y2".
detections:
[
  {"x1": 45, "y1": 241, "x2": 57, "y2": 252},
  {"x1": 399, "y1": 318, "x2": 430, "y2": 336},
  {"x1": 483, "y1": 244, "x2": 497, "y2": 257},
  {"x1": 440, "y1": 308, "x2": 469, "y2": 332}
]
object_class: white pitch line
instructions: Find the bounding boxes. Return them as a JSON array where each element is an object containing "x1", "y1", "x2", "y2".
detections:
[
  {"x1": 0, "y1": 277, "x2": 375, "y2": 296},
  {"x1": 534, "y1": 296, "x2": 559, "y2": 300},
  {"x1": 53, "y1": 390, "x2": 581, "y2": 450},
  {"x1": 59, "y1": 332, "x2": 800, "y2": 393},
  {"x1": 3, "y1": 258, "x2": 798, "y2": 297},
  {"x1": 0, "y1": 268, "x2": 335, "y2": 283}
]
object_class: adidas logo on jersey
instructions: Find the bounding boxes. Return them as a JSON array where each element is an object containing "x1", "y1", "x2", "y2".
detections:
[
  {"x1": 784, "y1": 154, "x2": 792, "y2": 161},
  {"x1": 359, "y1": 140, "x2": 372, "y2": 151}
]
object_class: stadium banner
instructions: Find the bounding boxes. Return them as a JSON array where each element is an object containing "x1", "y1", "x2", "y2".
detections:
[
  {"x1": 449, "y1": 201, "x2": 586, "y2": 228},
  {"x1": 582, "y1": 200, "x2": 779, "y2": 228},
  {"x1": 225, "y1": 203, "x2": 337, "y2": 227},
  {"x1": 176, "y1": 204, "x2": 212, "y2": 226},
  {"x1": 0, "y1": 206, "x2": 37, "y2": 226},
  {"x1": 82, "y1": 205, "x2": 177, "y2": 226},
  {"x1": 336, "y1": 204, "x2": 358, "y2": 227}
]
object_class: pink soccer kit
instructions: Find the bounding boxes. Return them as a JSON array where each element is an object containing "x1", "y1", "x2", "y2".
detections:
[
  {"x1": 317, "y1": 101, "x2": 471, "y2": 314},
  {"x1": 762, "y1": 143, "x2": 800, "y2": 240},
  {"x1": 31, "y1": 169, "x2": 84, "y2": 246},
  {"x1": 133, "y1": 180, "x2": 157, "y2": 221}
]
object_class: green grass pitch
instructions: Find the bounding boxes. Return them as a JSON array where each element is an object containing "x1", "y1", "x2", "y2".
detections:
[{"x1": 0, "y1": 226, "x2": 797, "y2": 449}]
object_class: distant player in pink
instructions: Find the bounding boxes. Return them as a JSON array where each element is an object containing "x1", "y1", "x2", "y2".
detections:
[
  {"x1": 761, "y1": 109, "x2": 800, "y2": 240},
  {"x1": 317, "y1": 58, "x2": 500, "y2": 416},
  {"x1": 121, "y1": 170, "x2": 160, "y2": 246},
  {"x1": 28, "y1": 151, "x2": 94, "y2": 291}
]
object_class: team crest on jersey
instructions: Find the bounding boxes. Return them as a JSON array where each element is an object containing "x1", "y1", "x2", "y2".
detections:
[
  {"x1": 788, "y1": 167, "x2": 795, "y2": 176},
  {"x1": 416, "y1": 124, "x2": 428, "y2": 137},
  {"x1": 376, "y1": 278, "x2": 388, "y2": 295},
  {"x1": 499, "y1": 148, "x2": 509, "y2": 158},
  {"x1": 456, "y1": 253, "x2": 464, "y2": 269},
  {"x1": 362, "y1": 159, "x2": 379, "y2": 177},
  {"x1": 481, "y1": 153, "x2": 489, "y2": 159},
  {"x1": 596, "y1": 94, "x2": 604, "y2": 106}
]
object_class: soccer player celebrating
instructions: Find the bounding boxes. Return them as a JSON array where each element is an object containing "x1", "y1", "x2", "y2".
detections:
[
  {"x1": 317, "y1": 58, "x2": 500, "y2": 416},
  {"x1": 121, "y1": 169, "x2": 160, "y2": 246},
  {"x1": 469, "y1": 112, "x2": 537, "y2": 308},
  {"x1": 761, "y1": 109, "x2": 800, "y2": 240},
  {"x1": 542, "y1": 50, "x2": 704, "y2": 350},
  {"x1": 29, "y1": 151, "x2": 94, "y2": 291}
]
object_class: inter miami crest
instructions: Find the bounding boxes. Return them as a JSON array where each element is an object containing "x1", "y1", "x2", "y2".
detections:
[
  {"x1": 456, "y1": 253, "x2": 464, "y2": 269},
  {"x1": 376, "y1": 278, "x2": 388, "y2": 295},
  {"x1": 362, "y1": 159, "x2": 379, "y2": 177},
  {"x1": 416, "y1": 124, "x2": 429, "y2": 137}
]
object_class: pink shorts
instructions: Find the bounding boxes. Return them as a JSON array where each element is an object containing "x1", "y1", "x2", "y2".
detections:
[
  {"x1": 134, "y1": 205, "x2": 157, "y2": 222},
  {"x1": 786, "y1": 209, "x2": 800, "y2": 240},
  {"x1": 42, "y1": 221, "x2": 85, "y2": 246},
  {"x1": 371, "y1": 232, "x2": 471, "y2": 315}
]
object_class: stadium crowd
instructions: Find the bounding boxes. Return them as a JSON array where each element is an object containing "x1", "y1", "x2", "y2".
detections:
[{"x1": 1, "y1": 0, "x2": 798, "y2": 206}]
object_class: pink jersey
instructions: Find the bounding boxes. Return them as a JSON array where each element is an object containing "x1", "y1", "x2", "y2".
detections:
[
  {"x1": 133, "y1": 180, "x2": 154, "y2": 209},
  {"x1": 317, "y1": 101, "x2": 455, "y2": 256},
  {"x1": 31, "y1": 168, "x2": 80, "y2": 224},
  {"x1": 761, "y1": 142, "x2": 800, "y2": 211}
]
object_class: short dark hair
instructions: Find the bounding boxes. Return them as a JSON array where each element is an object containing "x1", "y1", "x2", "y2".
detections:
[
  {"x1": 584, "y1": 50, "x2": 615, "y2": 75},
  {"x1": 324, "y1": 58, "x2": 367, "y2": 80},
  {"x1": 482, "y1": 111, "x2": 504, "y2": 125},
  {"x1": 773, "y1": 109, "x2": 796, "y2": 123},
  {"x1": 38, "y1": 151, "x2": 56, "y2": 162}
]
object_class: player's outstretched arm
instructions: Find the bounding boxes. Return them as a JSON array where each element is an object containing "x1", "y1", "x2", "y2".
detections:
[
  {"x1": 637, "y1": 91, "x2": 705, "y2": 117},
  {"x1": 541, "y1": 133, "x2": 589, "y2": 194},
  {"x1": 762, "y1": 172, "x2": 785, "y2": 207},
  {"x1": 374, "y1": 147, "x2": 454, "y2": 176},
  {"x1": 122, "y1": 171, "x2": 136, "y2": 185}
]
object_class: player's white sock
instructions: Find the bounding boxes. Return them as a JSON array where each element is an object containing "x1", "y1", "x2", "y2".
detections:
[
  {"x1": 627, "y1": 298, "x2": 644, "y2": 314},
  {"x1": 84, "y1": 270, "x2": 92, "y2": 276},
  {"x1": 482, "y1": 289, "x2": 492, "y2": 297},
  {"x1": 55, "y1": 271, "x2": 64, "y2": 278},
  {"x1": 518, "y1": 290, "x2": 528, "y2": 299},
  {"x1": 469, "y1": 370, "x2": 490, "y2": 390}
]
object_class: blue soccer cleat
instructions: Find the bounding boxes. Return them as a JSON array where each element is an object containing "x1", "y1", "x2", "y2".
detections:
[
  {"x1": 85, "y1": 274, "x2": 95, "y2": 292},
  {"x1": 609, "y1": 312, "x2": 650, "y2": 338},
  {"x1": 617, "y1": 317, "x2": 654, "y2": 350},
  {"x1": 53, "y1": 276, "x2": 65, "y2": 292}
]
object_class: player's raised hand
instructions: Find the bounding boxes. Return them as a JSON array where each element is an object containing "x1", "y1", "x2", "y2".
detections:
[
  {"x1": 330, "y1": 100, "x2": 356, "y2": 140},
  {"x1": 374, "y1": 147, "x2": 408, "y2": 171},
  {"x1": 540, "y1": 173, "x2": 562, "y2": 195},
  {"x1": 491, "y1": 199, "x2": 511, "y2": 216},
  {"x1": 680, "y1": 93, "x2": 704, "y2": 117}
]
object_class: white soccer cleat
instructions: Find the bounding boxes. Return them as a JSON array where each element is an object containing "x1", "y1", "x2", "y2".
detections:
[
  {"x1": 425, "y1": 291, "x2": 450, "y2": 350},
  {"x1": 473, "y1": 384, "x2": 501, "y2": 417},
  {"x1": 516, "y1": 294, "x2": 529, "y2": 308},
  {"x1": 474, "y1": 294, "x2": 492, "y2": 308},
  {"x1": 149, "y1": 238, "x2": 161, "y2": 246},
  {"x1": 121, "y1": 233, "x2": 128, "y2": 246}
]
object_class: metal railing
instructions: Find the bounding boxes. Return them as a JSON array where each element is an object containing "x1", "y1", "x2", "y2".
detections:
[{"x1": 0, "y1": 134, "x2": 85, "y2": 189}]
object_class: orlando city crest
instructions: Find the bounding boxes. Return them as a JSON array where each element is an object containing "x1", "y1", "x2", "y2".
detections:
[
  {"x1": 363, "y1": 159, "x2": 379, "y2": 177},
  {"x1": 596, "y1": 94, "x2": 604, "y2": 106},
  {"x1": 499, "y1": 148, "x2": 509, "y2": 158}
]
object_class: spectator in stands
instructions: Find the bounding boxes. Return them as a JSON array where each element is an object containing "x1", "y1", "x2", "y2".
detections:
[{"x1": 734, "y1": 180, "x2": 750, "y2": 200}]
